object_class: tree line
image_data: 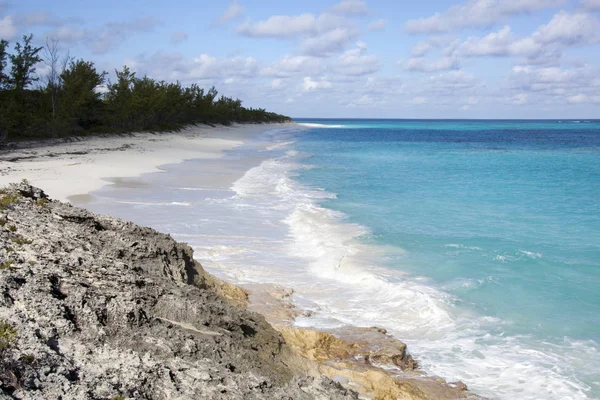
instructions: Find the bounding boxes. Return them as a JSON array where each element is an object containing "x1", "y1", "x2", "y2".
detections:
[{"x1": 0, "y1": 34, "x2": 291, "y2": 144}]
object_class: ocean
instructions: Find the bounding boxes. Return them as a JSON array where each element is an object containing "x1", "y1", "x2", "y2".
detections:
[{"x1": 87, "y1": 119, "x2": 600, "y2": 400}]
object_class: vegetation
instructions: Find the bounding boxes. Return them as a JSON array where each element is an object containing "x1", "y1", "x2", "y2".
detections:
[
  {"x1": 0, "y1": 34, "x2": 291, "y2": 144},
  {"x1": 11, "y1": 237, "x2": 32, "y2": 245},
  {"x1": 0, "y1": 261, "x2": 13, "y2": 270},
  {"x1": 35, "y1": 198, "x2": 48, "y2": 208},
  {"x1": 0, "y1": 192, "x2": 20, "y2": 210},
  {"x1": 0, "y1": 320, "x2": 17, "y2": 350}
]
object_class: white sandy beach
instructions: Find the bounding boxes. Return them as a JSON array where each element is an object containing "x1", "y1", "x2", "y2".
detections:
[{"x1": 0, "y1": 124, "x2": 283, "y2": 202}]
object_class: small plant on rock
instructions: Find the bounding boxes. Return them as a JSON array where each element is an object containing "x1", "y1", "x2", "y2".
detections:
[
  {"x1": 11, "y1": 237, "x2": 32, "y2": 245},
  {"x1": 7, "y1": 225, "x2": 16, "y2": 232},
  {"x1": 0, "y1": 321, "x2": 17, "y2": 350},
  {"x1": 0, "y1": 260, "x2": 13, "y2": 270},
  {"x1": 0, "y1": 193, "x2": 20, "y2": 210},
  {"x1": 35, "y1": 198, "x2": 48, "y2": 208}
]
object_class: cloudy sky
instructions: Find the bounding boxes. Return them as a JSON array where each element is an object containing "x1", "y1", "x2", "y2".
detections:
[{"x1": 1, "y1": 0, "x2": 600, "y2": 118}]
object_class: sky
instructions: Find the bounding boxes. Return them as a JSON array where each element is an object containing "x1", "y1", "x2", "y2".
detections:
[{"x1": 1, "y1": 0, "x2": 600, "y2": 119}]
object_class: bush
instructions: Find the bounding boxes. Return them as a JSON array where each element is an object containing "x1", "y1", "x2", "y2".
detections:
[
  {"x1": 11, "y1": 237, "x2": 31, "y2": 245},
  {"x1": 0, "y1": 260, "x2": 13, "y2": 270},
  {"x1": 0, "y1": 321, "x2": 16, "y2": 350},
  {"x1": 0, "y1": 193, "x2": 20, "y2": 210}
]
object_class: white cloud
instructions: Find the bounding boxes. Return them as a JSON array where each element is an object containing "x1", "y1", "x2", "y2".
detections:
[
  {"x1": 128, "y1": 51, "x2": 259, "y2": 84},
  {"x1": 451, "y1": 12, "x2": 600, "y2": 63},
  {"x1": 300, "y1": 27, "x2": 358, "y2": 56},
  {"x1": 336, "y1": 41, "x2": 380, "y2": 76},
  {"x1": 262, "y1": 55, "x2": 323, "y2": 77},
  {"x1": 507, "y1": 65, "x2": 600, "y2": 105},
  {"x1": 237, "y1": 14, "x2": 317, "y2": 37},
  {"x1": 410, "y1": 37, "x2": 455, "y2": 57},
  {"x1": 270, "y1": 78, "x2": 284, "y2": 89},
  {"x1": 510, "y1": 93, "x2": 529, "y2": 105},
  {"x1": 237, "y1": 12, "x2": 357, "y2": 56},
  {"x1": 347, "y1": 94, "x2": 383, "y2": 108},
  {"x1": 466, "y1": 96, "x2": 479, "y2": 105},
  {"x1": 411, "y1": 41, "x2": 434, "y2": 57},
  {"x1": 455, "y1": 26, "x2": 543, "y2": 57},
  {"x1": 368, "y1": 18, "x2": 387, "y2": 31},
  {"x1": 580, "y1": 0, "x2": 600, "y2": 10},
  {"x1": 216, "y1": 0, "x2": 245, "y2": 26},
  {"x1": 170, "y1": 31, "x2": 188, "y2": 44},
  {"x1": 47, "y1": 26, "x2": 87, "y2": 46},
  {"x1": 404, "y1": 0, "x2": 565, "y2": 33},
  {"x1": 302, "y1": 76, "x2": 332, "y2": 91},
  {"x1": 532, "y1": 11, "x2": 600, "y2": 45},
  {"x1": 17, "y1": 12, "x2": 51, "y2": 26},
  {"x1": 329, "y1": 0, "x2": 369, "y2": 16},
  {"x1": 0, "y1": 15, "x2": 16, "y2": 39},
  {"x1": 88, "y1": 17, "x2": 162, "y2": 54},
  {"x1": 567, "y1": 93, "x2": 589, "y2": 103},
  {"x1": 423, "y1": 70, "x2": 478, "y2": 93},
  {"x1": 401, "y1": 57, "x2": 459, "y2": 72},
  {"x1": 409, "y1": 96, "x2": 428, "y2": 105}
]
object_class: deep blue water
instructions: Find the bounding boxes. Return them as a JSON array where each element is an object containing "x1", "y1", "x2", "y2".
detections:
[{"x1": 293, "y1": 119, "x2": 600, "y2": 399}]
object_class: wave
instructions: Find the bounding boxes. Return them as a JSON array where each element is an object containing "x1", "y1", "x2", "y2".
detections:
[
  {"x1": 175, "y1": 187, "x2": 229, "y2": 192},
  {"x1": 296, "y1": 122, "x2": 345, "y2": 128},
  {"x1": 221, "y1": 149, "x2": 593, "y2": 400},
  {"x1": 264, "y1": 141, "x2": 295, "y2": 151},
  {"x1": 114, "y1": 200, "x2": 191, "y2": 206}
]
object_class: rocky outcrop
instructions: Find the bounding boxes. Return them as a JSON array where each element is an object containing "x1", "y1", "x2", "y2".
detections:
[
  {"x1": 0, "y1": 183, "x2": 484, "y2": 400},
  {"x1": 0, "y1": 183, "x2": 356, "y2": 399},
  {"x1": 246, "y1": 276, "x2": 482, "y2": 400}
]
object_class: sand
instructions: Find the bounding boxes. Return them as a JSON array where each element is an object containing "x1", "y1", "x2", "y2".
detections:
[{"x1": 0, "y1": 124, "x2": 281, "y2": 202}]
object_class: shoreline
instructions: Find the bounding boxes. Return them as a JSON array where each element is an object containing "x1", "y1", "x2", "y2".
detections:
[
  {"x1": 0, "y1": 123, "x2": 290, "y2": 202},
  {"x1": 0, "y1": 124, "x2": 482, "y2": 399}
]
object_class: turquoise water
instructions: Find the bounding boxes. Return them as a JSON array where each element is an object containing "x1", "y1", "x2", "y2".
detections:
[
  {"x1": 293, "y1": 119, "x2": 600, "y2": 399},
  {"x1": 88, "y1": 120, "x2": 600, "y2": 399}
]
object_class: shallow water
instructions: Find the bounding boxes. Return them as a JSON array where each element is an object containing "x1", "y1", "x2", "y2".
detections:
[{"x1": 86, "y1": 120, "x2": 600, "y2": 400}]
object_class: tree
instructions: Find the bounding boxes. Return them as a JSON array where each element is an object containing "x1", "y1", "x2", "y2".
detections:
[
  {"x1": 0, "y1": 40, "x2": 8, "y2": 143},
  {"x1": 0, "y1": 39, "x2": 8, "y2": 89},
  {"x1": 60, "y1": 59, "x2": 107, "y2": 133},
  {"x1": 9, "y1": 34, "x2": 43, "y2": 91},
  {"x1": 106, "y1": 66, "x2": 136, "y2": 129},
  {"x1": 0, "y1": 33, "x2": 291, "y2": 142},
  {"x1": 43, "y1": 37, "x2": 61, "y2": 119}
]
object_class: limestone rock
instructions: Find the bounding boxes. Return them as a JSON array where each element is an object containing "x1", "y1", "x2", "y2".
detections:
[{"x1": 0, "y1": 184, "x2": 357, "y2": 400}]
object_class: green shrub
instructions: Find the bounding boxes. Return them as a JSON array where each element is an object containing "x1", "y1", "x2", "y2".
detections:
[
  {"x1": 7, "y1": 225, "x2": 17, "y2": 232},
  {"x1": 35, "y1": 198, "x2": 48, "y2": 207},
  {"x1": 21, "y1": 354, "x2": 35, "y2": 363},
  {"x1": 0, "y1": 260, "x2": 13, "y2": 270},
  {"x1": 0, "y1": 193, "x2": 20, "y2": 210},
  {"x1": 0, "y1": 321, "x2": 17, "y2": 350},
  {"x1": 11, "y1": 237, "x2": 31, "y2": 245}
]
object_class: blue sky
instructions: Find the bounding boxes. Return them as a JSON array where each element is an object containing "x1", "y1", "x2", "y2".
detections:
[{"x1": 1, "y1": 0, "x2": 600, "y2": 118}]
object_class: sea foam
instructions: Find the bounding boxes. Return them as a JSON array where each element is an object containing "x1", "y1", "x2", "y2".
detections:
[{"x1": 211, "y1": 143, "x2": 594, "y2": 400}]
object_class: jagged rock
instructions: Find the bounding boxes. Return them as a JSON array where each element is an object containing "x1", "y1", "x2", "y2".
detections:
[{"x1": 0, "y1": 184, "x2": 357, "y2": 400}]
